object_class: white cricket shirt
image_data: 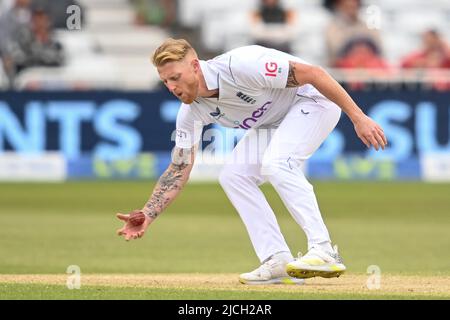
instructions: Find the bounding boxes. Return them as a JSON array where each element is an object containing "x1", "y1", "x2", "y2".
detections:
[{"x1": 175, "y1": 45, "x2": 325, "y2": 148}]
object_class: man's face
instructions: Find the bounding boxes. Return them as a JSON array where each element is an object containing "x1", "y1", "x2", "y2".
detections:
[
  {"x1": 32, "y1": 11, "x2": 50, "y2": 33},
  {"x1": 16, "y1": 0, "x2": 31, "y2": 8},
  {"x1": 337, "y1": 0, "x2": 359, "y2": 18},
  {"x1": 157, "y1": 58, "x2": 200, "y2": 104},
  {"x1": 263, "y1": 0, "x2": 278, "y2": 8},
  {"x1": 423, "y1": 31, "x2": 441, "y2": 51}
]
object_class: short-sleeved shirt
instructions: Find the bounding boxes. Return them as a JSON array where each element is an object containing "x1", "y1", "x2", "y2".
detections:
[{"x1": 175, "y1": 45, "x2": 325, "y2": 148}]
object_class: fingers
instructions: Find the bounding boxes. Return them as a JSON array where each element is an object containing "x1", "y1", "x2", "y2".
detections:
[
  {"x1": 359, "y1": 135, "x2": 370, "y2": 149},
  {"x1": 368, "y1": 135, "x2": 379, "y2": 151},
  {"x1": 373, "y1": 131, "x2": 386, "y2": 150},
  {"x1": 118, "y1": 229, "x2": 145, "y2": 240},
  {"x1": 355, "y1": 117, "x2": 388, "y2": 151},
  {"x1": 128, "y1": 232, "x2": 141, "y2": 240},
  {"x1": 360, "y1": 128, "x2": 388, "y2": 151},
  {"x1": 116, "y1": 213, "x2": 129, "y2": 222},
  {"x1": 378, "y1": 127, "x2": 388, "y2": 146},
  {"x1": 368, "y1": 129, "x2": 387, "y2": 151}
]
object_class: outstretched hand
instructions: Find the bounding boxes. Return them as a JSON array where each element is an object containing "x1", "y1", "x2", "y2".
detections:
[
  {"x1": 353, "y1": 115, "x2": 387, "y2": 151},
  {"x1": 116, "y1": 211, "x2": 153, "y2": 241}
]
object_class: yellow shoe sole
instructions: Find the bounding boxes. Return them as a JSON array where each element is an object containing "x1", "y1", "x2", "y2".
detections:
[{"x1": 286, "y1": 265, "x2": 346, "y2": 279}]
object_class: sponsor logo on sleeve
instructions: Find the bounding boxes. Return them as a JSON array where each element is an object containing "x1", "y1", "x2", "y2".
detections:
[{"x1": 265, "y1": 62, "x2": 278, "y2": 77}]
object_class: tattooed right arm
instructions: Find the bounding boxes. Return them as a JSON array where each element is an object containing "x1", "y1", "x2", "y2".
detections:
[{"x1": 142, "y1": 146, "x2": 196, "y2": 219}]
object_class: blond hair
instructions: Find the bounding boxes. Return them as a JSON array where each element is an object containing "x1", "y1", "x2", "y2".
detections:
[{"x1": 152, "y1": 38, "x2": 196, "y2": 67}]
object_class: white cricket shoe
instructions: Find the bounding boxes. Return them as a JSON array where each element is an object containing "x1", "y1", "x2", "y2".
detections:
[
  {"x1": 286, "y1": 245, "x2": 346, "y2": 279},
  {"x1": 239, "y1": 252, "x2": 305, "y2": 285}
]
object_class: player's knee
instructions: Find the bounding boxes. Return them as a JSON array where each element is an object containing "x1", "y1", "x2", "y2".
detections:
[
  {"x1": 220, "y1": 166, "x2": 262, "y2": 188},
  {"x1": 260, "y1": 156, "x2": 283, "y2": 179},
  {"x1": 261, "y1": 155, "x2": 311, "y2": 183}
]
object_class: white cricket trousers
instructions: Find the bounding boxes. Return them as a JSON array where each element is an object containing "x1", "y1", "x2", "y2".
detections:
[{"x1": 219, "y1": 97, "x2": 342, "y2": 262}]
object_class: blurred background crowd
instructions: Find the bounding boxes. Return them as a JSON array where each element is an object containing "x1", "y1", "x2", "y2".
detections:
[
  {"x1": 0, "y1": 0, "x2": 449, "y2": 182},
  {"x1": 0, "y1": 0, "x2": 449, "y2": 90}
]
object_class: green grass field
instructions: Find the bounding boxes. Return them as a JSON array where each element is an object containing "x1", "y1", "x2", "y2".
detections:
[{"x1": 0, "y1": 181, "x2": 449, "y2": 299}]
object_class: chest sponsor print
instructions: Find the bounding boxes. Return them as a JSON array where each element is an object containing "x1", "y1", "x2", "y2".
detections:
[
  {"x1": 234, "y1": 101, "x2": 272, "y2": 130},
  {"x1": 208, "y1": 101, "x2": 273, "y2": 130}
]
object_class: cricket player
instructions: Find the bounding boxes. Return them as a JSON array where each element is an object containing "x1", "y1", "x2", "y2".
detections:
[{"x1": 116, "y1": 38, "x2": 387, "y2": 285}]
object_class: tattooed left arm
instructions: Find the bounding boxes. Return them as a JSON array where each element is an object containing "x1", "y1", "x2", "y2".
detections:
[
  {"x1": 116, "y1": 146, "x2": 197, "y2": 241},
  {"x1": 142, "y1": 146, "x2": 196, "y2": 220}
]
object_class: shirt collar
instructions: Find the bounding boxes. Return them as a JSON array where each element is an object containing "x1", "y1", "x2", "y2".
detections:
[{"x1": 199, "y1": 60, "x2": 219, "y2": 90}]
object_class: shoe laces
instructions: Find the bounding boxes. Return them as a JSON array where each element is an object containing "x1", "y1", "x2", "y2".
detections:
[
  {"x1": 296, "y1": 245, "x2": 343, "y2": 262},
  {"x1": 331, "y1": 245, "x2": 344, "y2": 264}
]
